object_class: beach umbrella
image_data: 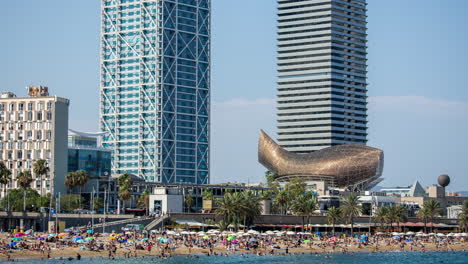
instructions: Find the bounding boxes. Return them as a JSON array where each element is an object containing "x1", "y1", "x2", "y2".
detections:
[
  {"x1": 85, "y1": 237, "x2": 94, "y2": 241},
  {"x1": 59, "y1": 233, "x2": 68, "y2": 236},
  {"x1": 12, "y1": 237, "x2": 22, "y2": 241},
  {"x1": 304, "y1": 239, "x2": 311, "y2": 243},
  {"x1": 77, "y1": 239, "x2": 86, "y2": 243},
  {"x1": 250, "y1": 238, "x2": 257, "y2": 242},
  {"x1": 405, "y1": 232, "x2": 414, "y2": 236},
  {"x1": 14, "y1": 233, "x2": 26, "y2": 237},
  {"x1": 461, "y1": 233, "x2": 468, "y2": 237},
  {"x1": 232, "y1": 240, "x2": 239, "y2": 243},
  {"x1": 87, "y1": 230, "x2": 94, "y2": 234},
  {"x1": 37, "y1": 237, "x2": 45, "y2": 240},
  {"x1": 286, "y1": 231, "x2": 295, "y2": 235},
  {"x1": 8, "y1": 242, "x2": 17, "y2": 247},
  {"x1": 49, "y1": 233, "x2": 56, "y2": 237},
  {"x1": 227, "y1": 236, "x2": 235, "y2": 241},
  {"x1": 203, "y1": 235, "x2": 209, "y2": 240},
  {"x1": 180, "y1": 231, "x2": 189, "y2": 235},
  {"x1": 436, "y1": 233, "x2": 445, "y2": 237},
  {"x1": 141, "y1": 238, "x2": 149, "y2": 241}
]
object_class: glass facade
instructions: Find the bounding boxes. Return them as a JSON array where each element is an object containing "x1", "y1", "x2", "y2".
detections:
[
  {"x1": 100, "y1": 0, "x2": 210, "y2": 183},
  {"x1": 68, "y1": 133, "x2": 111, "y2": 178},
  {"x1": 277, "y1": 0, "x2": 368, "y2": 153}
]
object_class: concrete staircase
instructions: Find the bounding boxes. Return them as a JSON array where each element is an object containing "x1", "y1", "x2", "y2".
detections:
[
  {"x1": 92, "y1": 216, "x2": 153, "y2": 232},
  {"x1": 145, "y1": 215, "x2": 169, "y2": 231}
]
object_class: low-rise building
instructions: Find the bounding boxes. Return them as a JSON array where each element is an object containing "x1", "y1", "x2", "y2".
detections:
[{"x1": 67, "y1": 129, "x2": 116, "y2": 212}]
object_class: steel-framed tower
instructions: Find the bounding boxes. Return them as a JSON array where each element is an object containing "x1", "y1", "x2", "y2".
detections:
[
  {"x1": 100, "y1": 0, "x2": 210, "y2": 184},
  {"x1": 276, "y1": 0, "x2": 368, "y2": 153}
]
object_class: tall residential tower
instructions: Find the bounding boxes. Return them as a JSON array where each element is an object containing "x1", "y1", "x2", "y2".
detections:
[
  {"x1": 277, "y1": 0, "x2": 368, "y2": 153},
  {"x1": 100, "y1": 0, "x2": 210, "y2": 184}
]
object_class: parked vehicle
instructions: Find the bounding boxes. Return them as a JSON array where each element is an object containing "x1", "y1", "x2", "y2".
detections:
[{"x1": 122, "y1": 224, "x2": 144, "y2": 231}]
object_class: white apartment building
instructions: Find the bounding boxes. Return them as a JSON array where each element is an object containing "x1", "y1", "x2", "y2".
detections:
[{"x1": 0, "y1": 87, "x2": 69, "y2": 198}]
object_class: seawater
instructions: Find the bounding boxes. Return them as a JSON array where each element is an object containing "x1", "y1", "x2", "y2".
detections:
[{"x1": 4, "y1": 251, "x2": 468, "y2": 264}]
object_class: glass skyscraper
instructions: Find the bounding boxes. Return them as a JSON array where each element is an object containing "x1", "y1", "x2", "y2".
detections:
[
  {"x1": 276, "y1": 0, "x2": 368, "y2": 153},
  {"x1": 100, "y1": 0, "x2": 210, "y2": 184}
]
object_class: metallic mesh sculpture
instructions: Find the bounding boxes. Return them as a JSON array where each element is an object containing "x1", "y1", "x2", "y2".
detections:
[{"x1": 258, "y1": 130, "x2": 384, "y2": 191}]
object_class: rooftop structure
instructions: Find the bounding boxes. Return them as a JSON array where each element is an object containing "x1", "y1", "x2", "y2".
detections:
[
  {"x1": 380, "y1": 181, "x2": 427, "y2": 197},
  {"x1": 258, "y1": 130, "x2": 383, "y2": 191}
]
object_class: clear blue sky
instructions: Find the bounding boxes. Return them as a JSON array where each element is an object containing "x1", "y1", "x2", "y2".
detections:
[{"x1": 1, "y1": 1, "x2": 467, "y2": 191}]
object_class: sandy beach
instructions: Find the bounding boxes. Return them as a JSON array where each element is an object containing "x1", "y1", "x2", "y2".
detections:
[{"x1": 1, "y1": 231, "x2": 467, "y2": 261}]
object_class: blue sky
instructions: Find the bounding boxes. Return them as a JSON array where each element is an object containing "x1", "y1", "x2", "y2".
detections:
[{"x1": 1, "y1": 1, "x2": 467, "y2": 191}]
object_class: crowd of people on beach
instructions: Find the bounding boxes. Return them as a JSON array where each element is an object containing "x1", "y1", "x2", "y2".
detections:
[{"x1": 0, "y1": 228, "x2": 467, "y2": 261}]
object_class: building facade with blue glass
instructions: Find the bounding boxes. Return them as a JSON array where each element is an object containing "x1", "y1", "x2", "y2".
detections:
[
  {"x1": 68, "y1": 130, "x2": 112, "y2": 178},
  {"x1": 100, "y1": 0, "x2": 210, "y2": 184}
]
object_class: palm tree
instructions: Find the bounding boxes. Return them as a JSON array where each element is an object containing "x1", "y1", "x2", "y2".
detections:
[
  {"x1": 291, "y1": 193, "x2": 308, "y2": 230},
  {"x1": 74, "y1": 170, "x2": 89, "y2": 209},
  {"x1": 458, "y1": 213, "x2": 468, "y2": 232},
  {"x1": 417, "y1": 207, "x2": 430, "y2": 233},
  {"x1": 275, "y1": 190, "x2": 288, "y2": 214},
  {"x1": 17, "y1": 170, "x2": 33, "y2": 212},
  {"x1": 118, "y1": 187, "x2": 131, "y2": 213},
  {"x1": 341, "y1": 193, "x2": 362, "y2": 237},
  {"x1": 327, "y1": 206, "x2": 342, "y2": 236},
  {"x1": 184, "y1": 194, "x2": 194, "y2": 213},
  {"x1": 423, "y1": 199, "x2": 441, "y2": 232},
  {"x1": 304, "y1": 195, "x2": 318, "y2": 228},
  {"x1": 137, "y1": 190, "x2": 150, "y2": 215},
  {"x1": 64, "y1": 172, "x2": 77, "y2": 193},
  {"x1": 33, "y1": 159, "x2": 49, "y2": 198},
  {"x1": 0, "y1": 162, "x2": 12, "y2": 210},
  {"x1": 375, "y1": 206, "x2": 389, "y2": 231},
  {"x1": 240, "y1": 190, "x2": 262, "y2": 230},
  {"x1": 216, "y1": 192, "x2": 243, "y2": 230},
  {"x1": 459, "y1": 201, "x2": 468, "y2": 232},
  {"x1": 392, "y1": 205, "x2": 407, "y2": 231}
]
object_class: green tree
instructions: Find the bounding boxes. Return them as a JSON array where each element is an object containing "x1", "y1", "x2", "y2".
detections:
[
  {"x1": 275, "y1": 190, "x2": 289, "y2": 215},
  {"x1": 33, "y1": 159, "x2": 49, "y2": 198},
  {"x1": 291, "y1": 193, "x2": 318, "y2": 230},
  {"x1": 1, "y1": 188, "x2": 43, "y2": 211},
  {"x1": 93, "y1": 197, "x2": 104, "y2": 211},
  {"x1": 417, "y1": 207, "x2": 431, "y2": 233},
  {"x1": 137, "y1": 190, "x2": 150, "y2": 215},
  {"x1": 184, "y1": 194, "x2": 194, "y2": 213},
  {"x1": 75, "y1": 170, "x2": 89, "y2": 208},
  {"x1": 202, "y1": 189, "x2": 213, "y2": 200},
  {"x1": 422, "y1": 199, "x2": 441, "y2": 232},
  {"x1": 60, "y1": 194, "x2": 82, "y2": 212},
  {"x1": 240, "y1": 190, "x2": 262, "y2": 229},
  {"x1": 458, "y1": 202, "x2": 468, "y2": 232},
  {"x1": 118, "y1": 173, "x2": 133, "y2": 213},
  {"x1": 64, "y1": 172, "x2": 78, "y2": 193},
  {"x1": 341, "y1": 193, "x2": 362, "y2": 237},
  {"x1": 216, "y1": 192, "x2": 241, "y2": 230},
  {"x1": 0, "y1": 162, "x2": 12, "y2": 210},
  {"x1": 388, "y1": 205, "x2": 407, "y2": 231},
  {"x1": 17, "y1": 170, "x2": 33, "y2": 212},
  {"x1": 327, "y1": 206, "x2": 342, "y2": 236},
  {"x1": 375, "y1": 206, "x2": 389, "y2": 230}
]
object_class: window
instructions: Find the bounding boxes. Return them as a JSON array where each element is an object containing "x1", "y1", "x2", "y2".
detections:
[
  {"x1": 0, "y1": 103, "x2": 4, "y2": 111},
  {"x1": 27, "y1": 112, "x2": 33, "y2": 121},
  {"x1": 36, "y1": 131, "x2": 42, "y2": 140},
  {"x1": 37, "y1": 112, "x2": 42, "y2": 120},
  {"x1": 7, "y1": 151, "x2": 12, "y2": 159},
  {"x1": 46, "y1": 112, "x2": 52, "y2": 120},
  {"x1": 9, "y1": 104, "x2": 14, "y2": 111},
  {"x1": 28, "y1": 103, "x2": 33, "y2": 110},
  {"x1": 18, "y1": 103, "x2": 24, "y2": 111},
  {"x1": 37, "y1": 103, "x2": 43, "y2": 111},
  {"x1": 17, "y1": 151, "x2": 23, "y2": 159},
  {"x1": 27, "y1": 131, "x2": 32, "y2": 140},
  {"x1": 46, "y1": 130, "x2": 52, "y2": 140},
  {"x1": 46, "y1": 102, "x2": 52, "y2": 110}
]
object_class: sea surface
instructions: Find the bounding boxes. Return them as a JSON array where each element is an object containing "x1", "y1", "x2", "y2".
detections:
[{"x1": 3, "y1": 251, "x2": 468, "y2": 264}]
